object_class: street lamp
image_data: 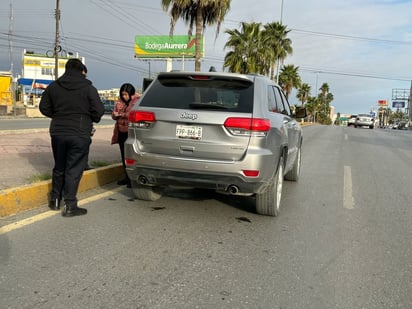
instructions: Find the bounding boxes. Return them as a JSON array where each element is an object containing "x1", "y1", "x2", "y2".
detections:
[{"x1": 280, "y1": 0, "x2": 284, "y2": 23}]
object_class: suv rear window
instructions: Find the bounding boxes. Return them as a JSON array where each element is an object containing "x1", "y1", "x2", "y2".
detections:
[{"x1": 139, "y1": 75, "x2": 254, "y2": 113}]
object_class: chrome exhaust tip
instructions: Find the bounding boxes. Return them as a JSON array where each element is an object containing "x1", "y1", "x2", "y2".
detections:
[
  {"x1": 138, "y1": 175, "x2": 148, "y2": 185},
  {"x1": 227, "y1": 185, "x2": 239, "y2": 194}
]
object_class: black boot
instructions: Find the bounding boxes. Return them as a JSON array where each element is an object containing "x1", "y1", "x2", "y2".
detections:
[
  {"x1": 48, "y1": 199, "x2": 61, "y2": 210},
  {"x1": 61, "y1": 204, "x2": 87, "y2": 217}
]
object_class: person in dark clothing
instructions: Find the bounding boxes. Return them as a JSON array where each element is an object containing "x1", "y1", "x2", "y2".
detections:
[{"x1": 39, "y1": 58, "x2": 104, "y2": 217}]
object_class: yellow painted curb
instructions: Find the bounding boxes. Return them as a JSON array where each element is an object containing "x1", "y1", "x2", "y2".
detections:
[{"x1": 0, "y1": 163, "x2": 124, "y2": 218}]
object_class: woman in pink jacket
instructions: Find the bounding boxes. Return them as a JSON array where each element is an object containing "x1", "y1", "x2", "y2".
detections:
[{"x1": 111, "y1": 83, "x2": 139, "y2": 187}]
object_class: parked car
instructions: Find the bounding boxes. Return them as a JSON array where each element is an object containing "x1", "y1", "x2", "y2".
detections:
[
  {"x1": 393, "y1": 120, "x2": 407, "y2": 130},
  {"x1": 347, "y1": 114, "x2": 357, "y2": 127},
  {"x1": 124, "y1": 71, "x2": 306, "y2": 217},
  {"x1": 102, "y1": 99, "x2": 115, "y2": 114},
  {"x1": 355, "y1": 113, "x2": 374, "y2": 129}
]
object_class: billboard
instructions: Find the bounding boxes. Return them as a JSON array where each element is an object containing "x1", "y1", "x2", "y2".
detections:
[
  {"x1": 134, "y1": 35, "x2": 204, "y2": 59},
  {"x1": 392, "y1": 101, "x2": 405, "y2": 108},
  {"x1": 378, "y1": 99, "x2": 388, "y2": 106}
]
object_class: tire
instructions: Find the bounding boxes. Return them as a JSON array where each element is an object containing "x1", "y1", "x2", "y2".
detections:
[
  {"x1": 284, "y1": 145, "x2": 301, "y2": 181},
  {"x1": 131, "y1": 181, "x2": 163, "y2": 201},
  {"x1": 255, "y1": 156, "x2": 284, "y2": 217}
]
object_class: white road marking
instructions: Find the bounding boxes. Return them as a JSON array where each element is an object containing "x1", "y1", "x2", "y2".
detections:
[
  {"x1": 0, "y1": 188, "x2": 122, "y2": 235},
  {"x1": 343, "y1": 166, "x2": 354, "y2": 209},
  {"x1": 344, "y1": 134, "x2": 348, "y2": 141}
]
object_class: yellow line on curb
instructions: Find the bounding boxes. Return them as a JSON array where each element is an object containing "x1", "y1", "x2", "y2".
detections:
[{"x1": 0, "y1": 188, "x2": 122, "y2": 235}]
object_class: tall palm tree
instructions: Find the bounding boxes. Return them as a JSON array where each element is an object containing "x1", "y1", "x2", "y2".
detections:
[
  {"x1": 278, "y1": 64, "x2": 301, "y2": 99},
  {"x1": 296, "y1": 83, "x2": 311, "y2": 105},
  {"x1": 305, "y1": 96, "x2": 319, "y2": 122},
  {"x1": 317, "y1": 82, "x2": 333, "y2": 124},
  {"x1": 161, "y1": 0, "x2": 231, "y2": 72},
  {"x1": 262, "y1": 22, "x2": 292, "y2": 80},
  {"x1": 319, "y1": 82, "x2": 329, "y2": 97},
  {"x1": 223, "y1": 22, "x2": 266, "y2": 74}
]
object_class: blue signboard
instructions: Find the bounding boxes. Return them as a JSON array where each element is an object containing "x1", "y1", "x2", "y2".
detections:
[{"x1": 392, "y1": 101, "x2": 405, "y2": 108}]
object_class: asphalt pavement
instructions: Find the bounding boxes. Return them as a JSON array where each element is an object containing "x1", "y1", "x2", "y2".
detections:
[{"x1": 0, "y1": 119, "x2": 125, "y2": 217}]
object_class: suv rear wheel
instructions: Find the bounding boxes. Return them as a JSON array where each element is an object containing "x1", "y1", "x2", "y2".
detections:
[
  {"x1": 132, "y1": 182, "x2": 163, "y2": 201},
  {"x1": 256, "y1": 156, "x2": 284, "y2": 216}
]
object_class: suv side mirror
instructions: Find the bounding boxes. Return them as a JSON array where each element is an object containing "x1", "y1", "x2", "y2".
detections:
[{"x1": 294, "y1": 106, "x2": 307, "y2": 119}]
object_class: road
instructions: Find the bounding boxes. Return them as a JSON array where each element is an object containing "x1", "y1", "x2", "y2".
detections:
[
  {"x1": 1, "y1": 125, "x2": 411, "y2": 309},
  {"x1": 0, "y1": 114, "x2": 114, "y2": 131}
]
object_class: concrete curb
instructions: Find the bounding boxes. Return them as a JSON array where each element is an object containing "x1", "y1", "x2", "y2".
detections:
[{"x1": 0, "y1": 163, "x2": 124, "y2": 218}]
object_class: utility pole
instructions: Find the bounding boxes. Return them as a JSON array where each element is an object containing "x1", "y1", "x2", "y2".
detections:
[
  {"x1": 8, "y1": 0, "x2": 16, "y2": 116},
  {"x1": 54, "y1": 0, "x2": 60, "y2": 80},
  {"x1": 409, "y1": 80, "x2": 412, "y2": 130}
]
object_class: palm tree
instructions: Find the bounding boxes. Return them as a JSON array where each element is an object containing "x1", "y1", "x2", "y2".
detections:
[
  {"x1": 224, "y1": 22, "x2": 266, "y2": 74},
  {"x1": 161, "y1": 0, "x2": 231, "y2": 72},
  {"x1": 296, "y1": 83, "x2": 311, "y2": 105},
  {"x1": 262, "y1": 22, "x2": 292, "y2": 80},
  {"x1": 319, "y1": 82, "x2": 329, "y2": 97},
  {"x1": 305, "y1": 96, "x2": 320, "y2": 123},
  {"x1": 317, "y1": 82, "x2": 333, "y2": 124},
  {"x1": 278, "y1": 64, "x2": 301, "y2": 99}
]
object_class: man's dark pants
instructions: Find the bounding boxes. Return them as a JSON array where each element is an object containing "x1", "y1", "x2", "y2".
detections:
[{"x1": 50, "y1": 135, "x2": 91, "y2": 208}]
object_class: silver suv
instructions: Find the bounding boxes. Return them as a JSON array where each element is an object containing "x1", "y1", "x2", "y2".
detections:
[{"x1": 125, "y1": 71, "x2": 306, "y2": 216}]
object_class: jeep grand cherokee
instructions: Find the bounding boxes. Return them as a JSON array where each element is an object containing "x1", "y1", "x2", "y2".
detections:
[{"x1": 124, "y1": 71, "x2": 306, "y2": 216}]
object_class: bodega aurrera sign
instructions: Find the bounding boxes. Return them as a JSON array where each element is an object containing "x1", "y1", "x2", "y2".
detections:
[{"x1": 134, "y1": 35, "x2": 204, "y2": 59}]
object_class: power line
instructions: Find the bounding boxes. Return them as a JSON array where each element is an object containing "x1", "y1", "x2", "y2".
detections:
[
  {"x1": 299, "y1": 66, "x2": 411, "y2": 82},
  {"x1": 290, "y1": 28, "x2": 412, "y2": 45}
]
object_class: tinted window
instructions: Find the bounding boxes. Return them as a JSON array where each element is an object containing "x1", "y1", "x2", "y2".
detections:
[
  {"x1": 140, "y1": 76, "x2": 254, "y2": 113},
  {"x1": 273, "y1": 86, "x2": 291, "y2": 116},
  {"x1": 267, "y1": 86, "x2": 277, "y2": 112}
]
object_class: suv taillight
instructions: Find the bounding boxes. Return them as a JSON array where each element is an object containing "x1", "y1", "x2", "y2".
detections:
[
  {"x1": 129, "y1": 111, "x2": 156, "y2": 127},
  {"x1": 224, "y1": 117, "x2": 270, "y2": 136}
]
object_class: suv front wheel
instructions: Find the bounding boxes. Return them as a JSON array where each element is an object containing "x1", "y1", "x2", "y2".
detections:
[
  {"x1": 255, "y1": 156, "x2": 284, "y2": 217},
  {"x1": 284, "y1": 145, "x2": 301, "y2": 181}
]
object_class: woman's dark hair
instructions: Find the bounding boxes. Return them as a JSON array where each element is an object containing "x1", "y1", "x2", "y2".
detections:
[{"x1": 119, "y1": 83, "x2": 136, "y2": 103}]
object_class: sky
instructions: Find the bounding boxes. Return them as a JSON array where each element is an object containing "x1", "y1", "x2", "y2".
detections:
[{"x1": 1, "y1": 0, "x2": 412, "y2": 115}]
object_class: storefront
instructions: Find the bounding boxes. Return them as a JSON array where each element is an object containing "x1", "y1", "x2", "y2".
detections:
[{"x1": 17, "y1": 78, "x2": 52, "y2": 107}]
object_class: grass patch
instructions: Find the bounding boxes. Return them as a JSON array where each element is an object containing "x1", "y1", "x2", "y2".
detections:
[
  {"x1": 28, "y1": 173, "x2": 52, "y2": 183},
  {"x1": 89, "y1": 160, "x2": 116, "y2": 168}
]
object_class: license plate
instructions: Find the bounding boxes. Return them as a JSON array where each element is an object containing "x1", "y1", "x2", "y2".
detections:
[{"x1": 176, "y1": 125, "x2": 202, "y2": 140}]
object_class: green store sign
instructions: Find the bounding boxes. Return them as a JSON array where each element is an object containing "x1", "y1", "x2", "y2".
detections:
[{"x1": 134, "y1": 35, "x2": 204, "y2": 59}]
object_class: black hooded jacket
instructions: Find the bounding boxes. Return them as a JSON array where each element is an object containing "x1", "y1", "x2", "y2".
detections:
[{"x1": 39, "y1": 70, "x2": 104, "y2": 137}]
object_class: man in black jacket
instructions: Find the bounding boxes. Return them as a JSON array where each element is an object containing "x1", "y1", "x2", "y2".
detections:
[{"x1": 39, "y1": 58, "x2": 104, "y2": 217}]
